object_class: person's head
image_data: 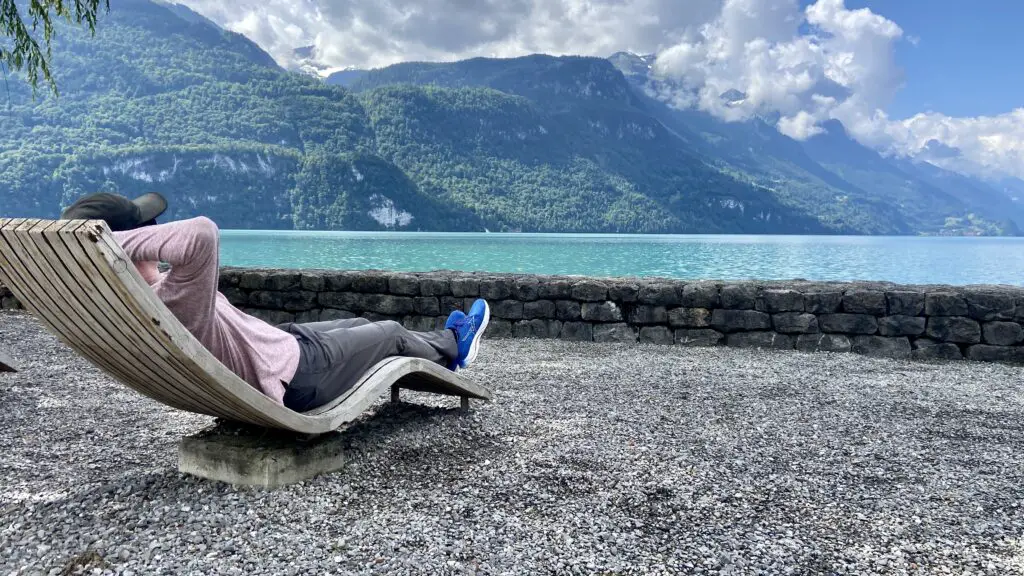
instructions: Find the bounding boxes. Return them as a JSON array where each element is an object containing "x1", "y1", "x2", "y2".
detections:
[
  {"x1": 61, "y1": 192, "x2": 169, "y2": 281},
  {"x1": 61, "y1": 192, "x2": 168, "y2": 231}
]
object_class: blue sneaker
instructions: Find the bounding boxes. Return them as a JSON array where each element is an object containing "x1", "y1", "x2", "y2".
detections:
[
  {"x1": 444, "y1": 310, "x2": 467, "y2": 371},
  {"x1": 450, "y1": 299, "x2": 489, "y2": 369},
  {"x1": 445, "y1": 309, "x2": 466, "y2": 331}
]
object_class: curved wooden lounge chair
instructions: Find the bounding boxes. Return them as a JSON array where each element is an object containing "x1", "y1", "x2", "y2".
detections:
[{"x1": 0, "y1": 218, "x2": 492, "y2": 435}]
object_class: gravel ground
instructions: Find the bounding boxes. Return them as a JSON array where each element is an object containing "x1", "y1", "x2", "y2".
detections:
[{"x1": 2, "y1": 310, "x2": 1024, "y2": 575}]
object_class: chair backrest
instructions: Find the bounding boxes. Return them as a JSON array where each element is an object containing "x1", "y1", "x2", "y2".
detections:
[{"x1": 0, "y1": 218, "x2": 322, "y2": 431}]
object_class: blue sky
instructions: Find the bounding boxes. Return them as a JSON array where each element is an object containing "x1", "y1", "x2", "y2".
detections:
[{"x1": 837, "y1": 0, "x2": 1023, "y2": 119}]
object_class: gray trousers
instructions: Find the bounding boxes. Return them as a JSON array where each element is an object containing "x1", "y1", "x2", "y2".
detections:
[{"x1": 277, "y1": 318, "x2": 458, "y2": 412}]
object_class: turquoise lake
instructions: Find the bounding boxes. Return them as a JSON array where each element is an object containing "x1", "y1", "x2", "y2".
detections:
[{"x1": 218, "y1": 231, "x2": 1024, "y2": 286}]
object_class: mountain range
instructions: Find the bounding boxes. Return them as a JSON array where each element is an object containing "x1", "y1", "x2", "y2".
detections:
[{"x1": 0, "y1": 0, "x2": 1021, "y2": 236}]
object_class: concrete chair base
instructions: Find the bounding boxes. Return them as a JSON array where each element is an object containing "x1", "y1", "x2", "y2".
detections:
[{"x1": 178, "y1": 421, "x2": 347, "y2": 488}]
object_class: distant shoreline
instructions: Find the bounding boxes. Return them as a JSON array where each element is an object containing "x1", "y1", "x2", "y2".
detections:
[
  {"x1": 211, "y1": 231, "x2": 1024, "y2": 286},
  {"x1": 218, "y1": 229, "x2": 1024, "y2": 240}
]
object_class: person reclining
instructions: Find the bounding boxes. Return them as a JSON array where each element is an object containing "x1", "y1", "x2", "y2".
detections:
[{"x1": 60, "y1": 192, "x2": 490, "y2": 413}]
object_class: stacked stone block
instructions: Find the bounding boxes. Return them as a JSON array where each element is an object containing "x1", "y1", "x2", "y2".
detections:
[{"x1": 2, "y1": 268, "x2": 1022, "y2": 364}]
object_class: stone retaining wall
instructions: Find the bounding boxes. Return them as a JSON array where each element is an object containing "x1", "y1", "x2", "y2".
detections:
[{"x1": 3, "y1": 268, "x2": 1024, "y2": 364}]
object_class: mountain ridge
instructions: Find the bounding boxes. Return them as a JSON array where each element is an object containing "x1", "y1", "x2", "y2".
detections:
[
  {"x1": 0, "y1": 0, "x2": 1019, "y2": 236},
  {"x1": 605, "y1": 52, "x2": 1023, "y2": 235}
]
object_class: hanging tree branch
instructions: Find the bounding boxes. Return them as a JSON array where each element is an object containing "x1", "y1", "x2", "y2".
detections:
[{"x1": 0, "y1": 0, "x2": 110, "y2": 97}]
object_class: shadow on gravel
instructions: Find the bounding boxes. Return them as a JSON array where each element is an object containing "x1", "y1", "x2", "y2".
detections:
[
  {"x1": 12, "y1": 400, "x2": 505, "y2": 572},
  {"x1": 57, "y1": 549, "x2": 107, "y2": 575},
  {"x1": 344, "y1": 400, "x2": 478, "y2": 434},
  {"x1": 30, "y1": 399, "x2": 493, "y2": 502}
]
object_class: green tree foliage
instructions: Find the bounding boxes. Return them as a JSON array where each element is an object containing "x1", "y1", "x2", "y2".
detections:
[
  {"x1": 357, "y1": 83, "x2": 827, "y2": 233},
  {"x1": 1, "y1": 0, "x2": 109, "y2": 95}
]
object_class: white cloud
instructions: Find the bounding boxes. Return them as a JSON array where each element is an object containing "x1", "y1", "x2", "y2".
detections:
[
  {"x1": 176, "y1": 0, "x2": 721, "y2": 71},
  {"x1": 889, "y1": 109, "x2": 1024, "y2": 178},
  {"x1": 177, "y1": 0, "x2": 1024, "y2": 180},
  {"x1": 649, "y1": 0, "x2": 902, "y2": 134},
  {"x1": 645, "y1": 0, "x2": 1024, "y2": 179},
  {"x1": 778, "y1": 110, "x2": 825, "y2": 139}
]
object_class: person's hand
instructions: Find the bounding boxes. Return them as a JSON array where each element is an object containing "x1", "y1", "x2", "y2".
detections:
[{"x1": 134, "y1": 260, "x2": 161, "y2": 285}]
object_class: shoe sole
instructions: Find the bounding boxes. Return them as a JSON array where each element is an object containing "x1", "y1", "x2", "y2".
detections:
[{"x1": 461, "y1": 302, "x2": 490, "y2": 369}]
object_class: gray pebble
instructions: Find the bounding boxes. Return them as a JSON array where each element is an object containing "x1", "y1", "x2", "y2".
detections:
[{"x1": 1, "y1": 310, "x2": 1024, "y2": 574}]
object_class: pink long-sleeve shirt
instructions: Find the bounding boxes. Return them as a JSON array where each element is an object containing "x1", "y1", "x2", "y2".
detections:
[{"x1": 112, "y1": 217, "x2": 300, "y2": 405}]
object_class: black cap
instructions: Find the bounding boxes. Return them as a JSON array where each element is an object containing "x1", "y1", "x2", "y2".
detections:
[{"x1": 61, "y1": 192, "x2": 168, "y2": 231}]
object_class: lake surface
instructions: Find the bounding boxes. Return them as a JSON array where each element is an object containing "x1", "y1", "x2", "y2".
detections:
[{"x1": 218, "y1": 231, "x2": 1024, "y2": 286}]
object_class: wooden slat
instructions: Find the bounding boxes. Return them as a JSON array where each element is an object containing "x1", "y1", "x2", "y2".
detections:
[
  {"x1": 48, "y1": 220, "x2": 245, "y2": 416},
  {"x1": 45, "y1": 219, "x2": 202, "y2": 410},
  {"x1": 0, "y1": 220, "x2": 146, "y2": 390},
  {"x1": 84, "y1": 238, "x2": 283, "y2": 428},
  {"x1": 0, "y1": 217, "x2": 68, "y2": 337},
  {"x1": 309, "y1": 356, "x2": 491, "y2": 416},
  {"x1": 89, "y1": 224, "x2": 307, "y2": 429},
  {"x1": 19, "y1": 219, "x2": 202, "y2": 410},
  {"x1": 0, "y1": 218, "x2": 493, "y2": 434},
  {"x1": 306, "y1": 357, "x2": 493, "y2": 431},
  {"x1": 5, "y1": 218, "x2": 305, "y2": 428}
]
